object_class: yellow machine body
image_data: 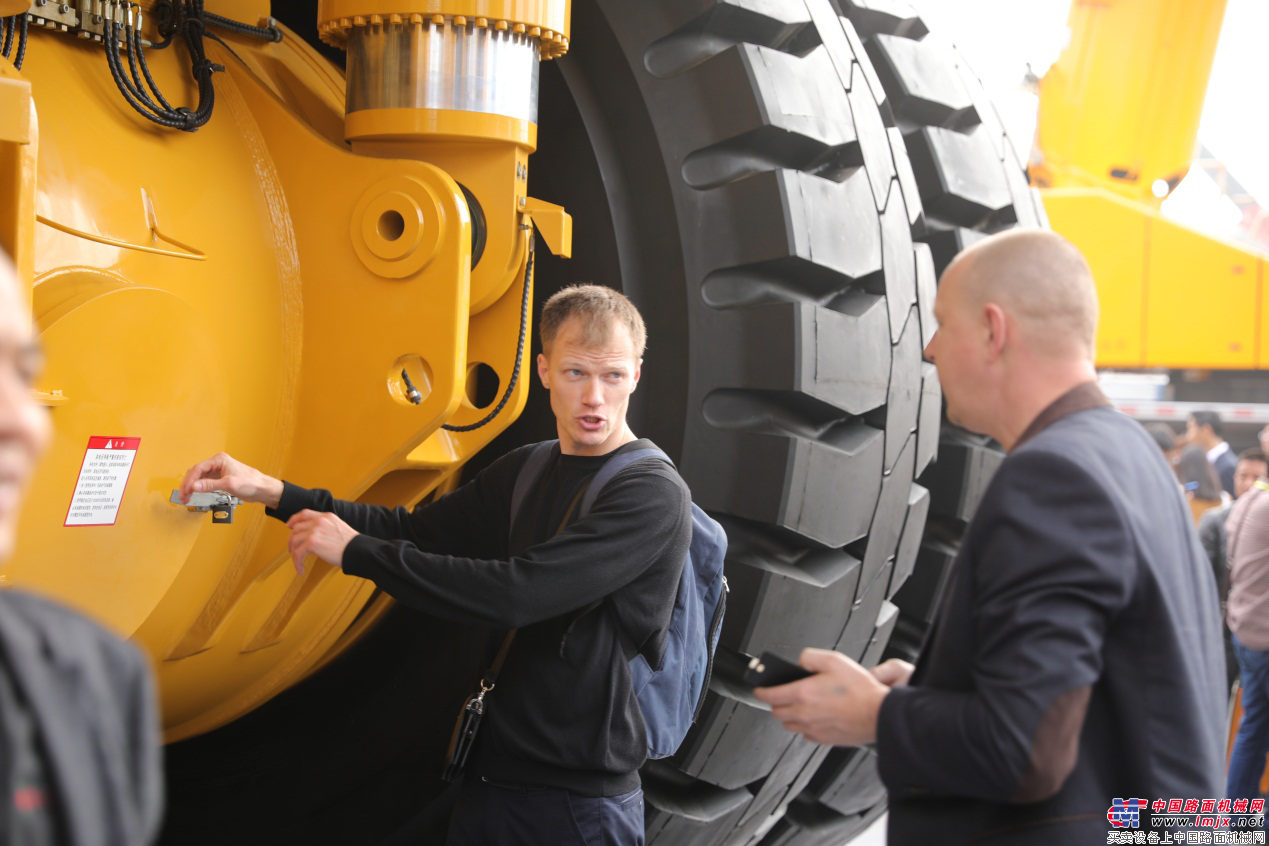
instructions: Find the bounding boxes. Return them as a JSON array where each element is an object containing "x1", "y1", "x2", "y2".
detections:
[
  {"x1": 1034, "y1": 0, "x2": 1268, "y2": 371},
  {"x1": 1, "y1": 0, "x2": 570, "y2": 739}
]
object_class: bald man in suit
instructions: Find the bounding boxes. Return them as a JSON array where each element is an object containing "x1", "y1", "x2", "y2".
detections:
[{"x1": 757, "y1": 230, "x2": 1225, "y2": 845}]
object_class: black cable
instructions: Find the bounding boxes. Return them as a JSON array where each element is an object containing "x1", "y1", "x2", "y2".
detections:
[
  {"x1": 203, "y1": 10, "x2": 280, "y2": 42},
  {"x1": 149, "y1": 0, "x2": 177, "y2": 49},
  {"x1": 182, "y1": 0, "x2": 220, "y2": 129},
  {"x1": 133, "y1": 15, "x2": 175, "y2": 112},
  {"x1": 103, "y1": 19, "x2": 186, "y2": 128},
  {"x1": 202, "y1": 29, "x2": 246, "y2": 72},
  {"x1": 442, "y1": 234, "x2": 535, "y2": 433},
  {"x1": 124, "y1": 7, "x2": 170, "y2": 115},
  {"x1": 14, "y1": 13, "x2": 26, "y2": 69},
  {"x1": 2, "y1": 16, "x2": 14, "y2": 58},
  {"x1": 101, "y1": 0, "x2": 221, "y2": 131}
]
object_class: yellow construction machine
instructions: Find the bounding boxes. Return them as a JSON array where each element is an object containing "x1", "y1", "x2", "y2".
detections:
[
  {"x1": 0, "y1": 0, "x2": 1042, "y2": 842},
  {"x1": 1035, "y1": 0, "x2": 1268, "y2": 402}
]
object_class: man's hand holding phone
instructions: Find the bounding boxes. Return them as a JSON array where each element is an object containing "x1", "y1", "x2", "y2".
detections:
[{"x1": 753, "y1": 648, "x2": 900, "y2": 747}]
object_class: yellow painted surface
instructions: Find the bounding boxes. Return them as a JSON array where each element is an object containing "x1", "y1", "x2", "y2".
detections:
[
  {"x1": 1146, "y1": 216, "x2": 1259, "y2": 369},
  {"x1": 1043, "y1": 188, "x2": 1264, "y2": 371},
  {"x1": 1034, "y1": 0, "x2": 1226, "y2": 207},
  {"x1": 0, "y1": 61, "x2": 31, "y2": 145},
  {"x1": 10, "y1": 12, "x2": 539, "y2": 739},
  {"x1": 347, "y1": 108, "x2": 538, "y2": 149},
  {"x1": 523, "y1": 196, "x2": 572, "y2": 259},
  {"x1": 1256, "y1": 257, "x2": 1267, "y2": 369},
  {"x1": 196, "y1": 0, "x2": 270, "y2": 24},
  {"x1": 0, "y1": 60, "x2": 35, "y2": 302},
  {"x1": 1042, "y1": 189, "x2": 1148, "y2": 367}
]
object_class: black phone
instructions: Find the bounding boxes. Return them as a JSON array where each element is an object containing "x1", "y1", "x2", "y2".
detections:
[{"x1": 743, "y1": 651, "x2": 813, "y2": 688}]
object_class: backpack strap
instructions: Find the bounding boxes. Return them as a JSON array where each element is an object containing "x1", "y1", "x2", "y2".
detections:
[
  {"x1": 578, "y1": 447, "x2": 671, "y2": 518},
  {"x1": 509, "y1": 440, "x2": 559, "y2": 533},
  {"x1": 559, "y1": 446, "x2": 675, "y2": 659}
]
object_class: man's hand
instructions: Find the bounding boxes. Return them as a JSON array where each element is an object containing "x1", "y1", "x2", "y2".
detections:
[
  {"x1": 753, "y1": 648, "x2": 890, "y2": 747},
  {"x1": 286, "y1": 510, "x2": 358, "y2": 574},
  {"x1": 179, "y1": 452, "x2": 284, "y2": 509},
  {"x1": 870, "y1": 658, "x2": 915, "y2": 689}
]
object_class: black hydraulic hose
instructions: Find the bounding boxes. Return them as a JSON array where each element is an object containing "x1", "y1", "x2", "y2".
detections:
[
  {"x1": 96, "y1": 0, "x2": 269, "y2": 131},
  {"x1": 442, "y1": 232, "x2": 535, "y2": 433},
  {"x1": 13, "y1": 13, "x2": 26, "y2": 69},
  {"x1": 133, "y1": 19, "x2": 175, "y2": 113},
  {"x1": 203, "y1": 10, "x2": 280, "y2": 42},
  {"x1": 103, "y1": 20, "x2": 186, "y2": 128},
  {"x1": 123, "y1": 10, "x2": 170, "y2": 116},
  {"x1": 2, "y1": 16, "x2": 14, "y2": 58},
  {"x1": 179, "y1": 0, "x2": 217, "y2": 129},
  {"x1": 102, "y1": 0, "x2": 221, "y2": 131}
]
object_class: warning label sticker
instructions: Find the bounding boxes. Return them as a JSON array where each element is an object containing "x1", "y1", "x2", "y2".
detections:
[{"x1": 65, "y1": 437, "x2": 141, "y2": 527}]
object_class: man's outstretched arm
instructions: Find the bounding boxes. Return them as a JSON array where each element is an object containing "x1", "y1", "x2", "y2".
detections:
[{"x1": 761, "y1": 451, "x2": 1132, "y2": 804}]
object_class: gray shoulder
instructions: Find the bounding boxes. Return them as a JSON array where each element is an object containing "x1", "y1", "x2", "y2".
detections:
[{"x1": 0, "y1": 590, "x2": 148, "y2": 672}]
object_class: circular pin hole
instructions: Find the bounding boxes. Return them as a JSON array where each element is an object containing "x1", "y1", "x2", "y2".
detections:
[
  {"x1": 388, "y1": 354, "x2": 433, "y2": 407},
  {"x1": 465, "y1": 362, "x2": 500, "y2": 409},
  {"x1": 377, "y1": 210, "x2": 406, "y2": 242}
]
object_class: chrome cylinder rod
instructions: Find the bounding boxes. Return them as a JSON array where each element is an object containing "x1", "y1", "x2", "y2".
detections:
[{"x1": 346, "y1": 18, "x2": 539, "y2": 122}]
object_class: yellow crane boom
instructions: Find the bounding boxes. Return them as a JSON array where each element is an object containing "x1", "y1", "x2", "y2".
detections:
[{"x1": 1034, "y1": 0, "x2": 1268, "y2": 372}]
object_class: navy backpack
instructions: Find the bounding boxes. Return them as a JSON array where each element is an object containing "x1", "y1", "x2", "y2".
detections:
[{"x1": 511, "y1": 440, "x2": 728, "y2": 759}]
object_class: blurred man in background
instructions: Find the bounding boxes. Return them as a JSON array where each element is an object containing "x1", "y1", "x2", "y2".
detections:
[
  {"x1": 1199, "y1": 449, "x2": 1268, "y2": 689},
  {"x1": 1189, "y1": 410, "x2": 1237, "y2": 497}
]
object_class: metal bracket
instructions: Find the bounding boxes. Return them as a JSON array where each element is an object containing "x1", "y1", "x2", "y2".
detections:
[{"x1": 169, "y1": 489, "x2": 241, "y2": 524}]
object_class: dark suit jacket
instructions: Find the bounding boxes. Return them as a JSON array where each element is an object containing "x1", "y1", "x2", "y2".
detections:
[
  {"x1": 0, "y1": 591, "x2": 162, "y2": 845},
  {"x1": 877, "y1": 392, "x2": 1226, "y2": 845},
  {"x1": 1214, "y1": 447, "x2": 1237, "y2": 498}
]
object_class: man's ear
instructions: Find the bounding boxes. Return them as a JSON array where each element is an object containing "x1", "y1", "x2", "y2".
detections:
[
  {"x1": 536, "y1": 352, "x2": 550, "y2": 390},
  {"x1": 630, "y1": 358, "x2": 643, "y2": 392},
  {"x1": 983, "y1": 302, "x2": 1008, "y2": 361}
]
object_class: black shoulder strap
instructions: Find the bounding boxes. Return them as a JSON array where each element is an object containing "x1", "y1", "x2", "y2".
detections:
[
  {"x1": 492, "y1": 447, "x2": 589, "y2": 675},
  {"x1": 509, "y1": 440, "x2": 558, "y2": 532},
  {"x1": 577, "y1": 447, "x2": 671, "y2": 518}
]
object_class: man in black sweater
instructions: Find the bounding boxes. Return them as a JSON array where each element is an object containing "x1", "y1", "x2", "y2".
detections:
[{"x1": 180, "y1": 285, "x2": 691, "y2": 845}]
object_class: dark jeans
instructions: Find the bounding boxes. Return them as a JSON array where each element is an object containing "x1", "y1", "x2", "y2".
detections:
[
  {"x1": 1228, "y1": 633, "x2": 1269, "y2": 802},
  {"x1": 446, "y1": 776, "x2": 645, "y2": 846}
]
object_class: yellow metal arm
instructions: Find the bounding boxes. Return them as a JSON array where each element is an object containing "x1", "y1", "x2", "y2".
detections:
[
  {"x1": 1032, "y1": 0, "x2": 1227, "y2": 207},
  {"x1": 1044, "y1": 188, "x2": 1267, "y2": 370}
]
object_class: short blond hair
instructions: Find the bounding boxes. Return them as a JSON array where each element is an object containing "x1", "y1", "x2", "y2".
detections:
[{"x1": 540, "y1": 284, "x2": 647, "y2": 358}]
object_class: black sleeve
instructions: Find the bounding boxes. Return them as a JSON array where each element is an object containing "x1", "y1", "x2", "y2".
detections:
[
  {"x1": 340, "y1": 467, "x2": 691, "y2": 628},
  {"x1": 265, "y1": 445, "x2": 532, "y2": 560},
  {"x1": 877, "y1": 450, "x2": 1133, "y2": 802},
  {"x1": 1197, "y1": 509, "x2": 1226, "y2": 600}
]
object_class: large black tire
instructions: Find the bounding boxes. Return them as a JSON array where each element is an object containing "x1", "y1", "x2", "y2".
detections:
[
  {"x1": 754, "y1": 4, "x2": 1041, "y2": 844},
  {"x1": 162, "y1": 2, "x2": 1037, "y2": 844}
]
